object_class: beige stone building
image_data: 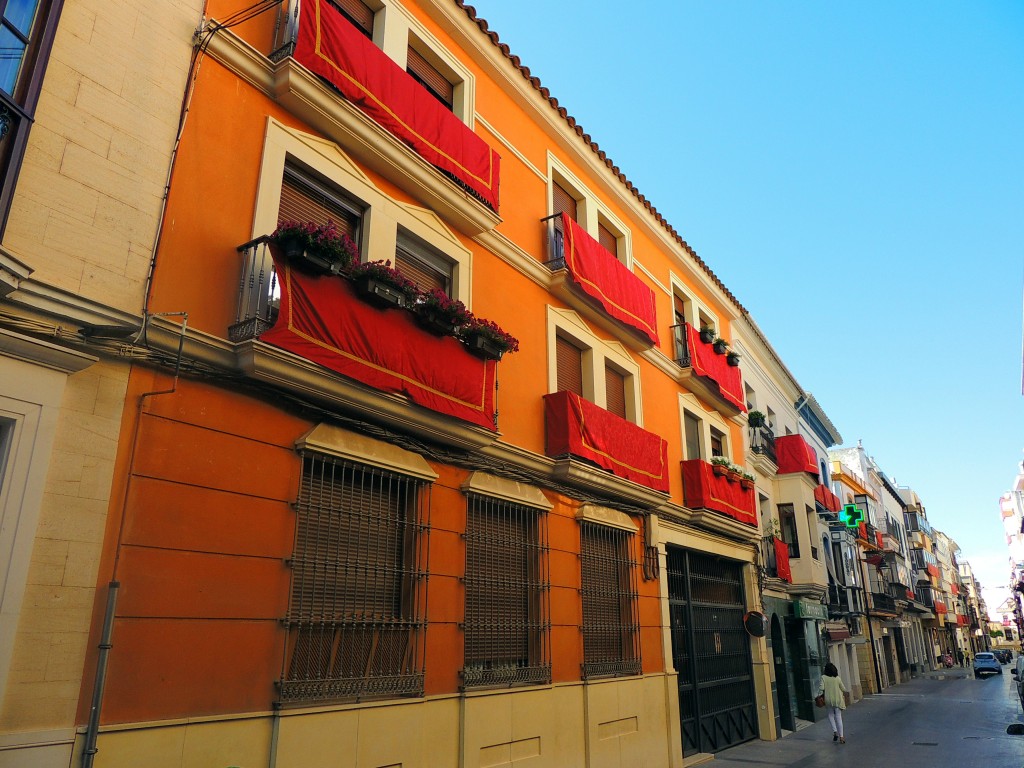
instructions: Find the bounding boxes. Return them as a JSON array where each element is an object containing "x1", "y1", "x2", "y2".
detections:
[{"x1": 0, "y1": 1, "x2": 202, "y2": 764}]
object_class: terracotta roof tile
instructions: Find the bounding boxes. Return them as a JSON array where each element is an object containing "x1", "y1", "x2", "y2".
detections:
[{"x1": 456, "y1": 1, "x2": 745, "y2": 314}]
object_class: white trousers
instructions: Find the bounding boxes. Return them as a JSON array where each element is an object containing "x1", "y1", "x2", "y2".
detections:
[{"x1": 826, "y1": 706, "x2": 844, "y2": 738}]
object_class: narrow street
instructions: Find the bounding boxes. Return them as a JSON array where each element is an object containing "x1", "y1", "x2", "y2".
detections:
[{"x1": 714, "y1": 668, "x2": 1024, "y2": 767}]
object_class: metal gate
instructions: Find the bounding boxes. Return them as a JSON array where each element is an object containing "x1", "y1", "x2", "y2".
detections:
[{"x1": 668, "y1": 548, "x2": 757, "y2": 755}]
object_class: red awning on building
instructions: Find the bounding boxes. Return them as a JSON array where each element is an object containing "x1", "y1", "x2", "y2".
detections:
[
  {"x1": 775, "y1": 434, "x2": 818, "y2": 476},
  {"x1": 544, "y1": 390, "x2": 669, "y2": 492},
  {"x1": 561, "y1": 213, "x2": 659, "y2": 345},
  {"x1": 294, "y1": 0, "x2": 501, "y2": 210}
]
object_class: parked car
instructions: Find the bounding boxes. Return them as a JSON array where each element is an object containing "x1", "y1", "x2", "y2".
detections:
[
  {"x1": 974, "y1": 652, "x2": 1003, "y2": 678},
  {"x1": 1014, "y1": 656, "x2": 1024, "y2": 709}
]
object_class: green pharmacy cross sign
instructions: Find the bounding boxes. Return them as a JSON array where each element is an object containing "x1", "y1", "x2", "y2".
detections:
[{"x1": 840, "y1": 503, "x2": 863, "y2": 529}]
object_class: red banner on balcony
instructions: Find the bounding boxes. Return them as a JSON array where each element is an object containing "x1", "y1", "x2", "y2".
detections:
[
  {"x1": 775, "y1": 434, "x2": 819, "y2": 476},
  {"x1": 680, "y1": 459, "x2": 758, "y2": 527},
  {"x1": 950, "y1": 583, "x2": 960, "y2": 595},
  {"x1": 956, "y1": 614, "x2": 969, "y2": 626},
  {"x1": 774, "y1": 537, "x2": 793, "y2": 582},
  {"x1": 561, "y1": 214, "x2": 659, "y2": 345},
  {"x1": 295, "y1": 0, "x2": 500, "y2": 210},
  {"x1": 543, "y1": 390, "x2": 668, "y2": 492},
  {"x1": 814, "y1": 483, "x2": 842, "y2": 512},
  {"x1": 926, "y1": 563, "x2": 940, "y2": 579},
  {"x1": 260, "y1": 258, "x2": 497, "y2": 430},
  {"x1": 683, "y1": 323, "x2": 745, "y2": 411},
  {"x1": 934, "y1": 601, "x2": 948, "y2": 614}
]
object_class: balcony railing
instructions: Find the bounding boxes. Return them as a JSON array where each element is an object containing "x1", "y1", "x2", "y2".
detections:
[
  {"x1": 869, "y1": 591, "x2": 898, "y2": 615},
  {"x1": 750, "y1": 424, "x2": 777, "y2": 464},
  {"x1": 230, "y1": 237, "x2": 279, "y2": 342},
  {"x1": 827, "y1": 583, "x2": 864, "y2": 617}
]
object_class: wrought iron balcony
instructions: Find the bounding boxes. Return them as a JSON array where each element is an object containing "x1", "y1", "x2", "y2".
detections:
[
  {"x1": 230, "y1": 236, "x2": 279, "y2": 342},
  {"x1": 869, "y1": 591, "x2": 898, "y2": 615},
  {"x1": 749, "y1": 424, "x2": 777, "y2": 464}
]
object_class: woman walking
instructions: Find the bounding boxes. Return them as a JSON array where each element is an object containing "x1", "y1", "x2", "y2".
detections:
[{"x1": 819, "y1": 663, "x2": 848, "y2": 743}]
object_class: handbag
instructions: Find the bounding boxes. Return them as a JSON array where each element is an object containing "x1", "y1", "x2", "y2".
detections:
[{"x1": 814, "y1": 693, "x2": 826, "y2": 708}]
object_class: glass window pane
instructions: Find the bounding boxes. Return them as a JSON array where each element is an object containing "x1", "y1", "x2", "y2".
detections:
[
  {"x1": 5, "y1": 0, "x2": 40, "y2": 38},
  {"x1": 0, "y1": 26, "x2": 26, "y2": 96}
]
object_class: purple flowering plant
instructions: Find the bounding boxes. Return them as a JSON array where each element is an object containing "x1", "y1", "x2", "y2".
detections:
[
  {"x1": 271, "y1": 220, "x2": 359, "y2": 269},
  {"x1": 348, "y1": 259, "x2": 421, "y2": 302},
  {"x1": 460, "y1": 317, "x2": 520, "y2": 354},
  {"x1": 415, "y1": 288, "x2": 474, "y2": 327}
]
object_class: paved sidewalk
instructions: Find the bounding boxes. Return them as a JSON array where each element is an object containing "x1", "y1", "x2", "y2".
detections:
[{"x1": 710, "y1": 668, "x2": 1023, "y2": 767}]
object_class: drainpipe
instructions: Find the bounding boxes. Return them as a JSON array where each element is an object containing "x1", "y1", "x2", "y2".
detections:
[
  {"x1": 857, "y1": 547, "x2": 884, "y2": 692},
  {"x1": 81, "y1": 582, "x2": 119, "y2": 768}
]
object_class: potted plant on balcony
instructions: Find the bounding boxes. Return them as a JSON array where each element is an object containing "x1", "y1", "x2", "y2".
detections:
[
  {"x1": 740, "y1": 471, "x2": 755, "y2": 490},
  {"x1": 412, "y1": 288, "x2": 473, "y2": 337},
  {"x1": 727, "y1": 466, "x2": 743, "y2": 483},
  {"x1": 712, "y1": 337, "x2": 729, "y2": 355},
  {"x1": 726, "y1": 350, "x2": 741, "y2": 366},
  {"x1": 459, "y1": 317, "x2": 520, "y2": 361},
  {"x1": 699, "y1": 324, "x2": 716, "y2": 344},
  {"x1": 710, "y1": 456, "x2": 731, "y2": 478},
  {"x1": 270, "y1": 220, "x2": 359, "y2": 275},
  {"x1": 747, "y1": 410, "x2": 766, "y2": 428},
  {"x1": 348, "y1": 259, "x2": 420, "y2": 309}
]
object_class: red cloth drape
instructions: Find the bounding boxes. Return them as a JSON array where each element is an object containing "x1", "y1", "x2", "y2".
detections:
[
  {"x1": 774, "y1": 434, "x2": 819, "y2": 476},
  {"x1": 814, "y1": 484, "x2": 841, "y2": 513},
  {"x1": 260, "y1": 257, "x2": 497, "y2": 430},
  {"x1": 544, "y1": 390, "x2": 669, "y2": 492},
  {"x1": 294, "y1": 0, "x2": 500, "y2": 210},
  {"x1": 561, "y1": 214, "x2": 659, "y2": 345},
  {"x1": 680, "y1": 459, "x2": 757, "y2": 526},
  {"x1": 774, "y1": 537, "x2": 792, "y2": 582},
  {"x1": 683, "y1": 324, "x2": 745, "y2": 411}
]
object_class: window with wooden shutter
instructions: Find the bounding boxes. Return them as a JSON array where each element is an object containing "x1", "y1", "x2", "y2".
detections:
[
  {"x1": 605, "y1": 365, "x2": 627, "y2": 420},
  {"x1": 407, "y1": 45, "x2": 454, "y2": 109},
  {"x1": 463, "y1": 494, "x2": 550, "y2": 688},
  {"x1": 279, "y1": 166, "x2": 362, "y2": 241},
  {"x1": 395, "y1": 231, "x2": 453, "y2": 294},
  {"x1": 597, "y1": 221, "x2": 617, "y2": 257},
  {"x1": 556, "y1": 336, "x2": 584, "y2": 396},
  {"x1": 580, "y1": 522, "x2": 640, "y2": 678},
  {"x1": 552, "y1": 181, "x2": 578, "y2": 221},
  {"x1": 280, "y1": 453, "x2": 430, "y2": 705},
  {"x1": 333, "y1": 0, "x2": 374, "y2": 37}
]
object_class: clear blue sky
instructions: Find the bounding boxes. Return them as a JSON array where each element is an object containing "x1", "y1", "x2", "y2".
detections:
[{"x1": 470, "y1": 1, "x2": 1024, "y2": 602}]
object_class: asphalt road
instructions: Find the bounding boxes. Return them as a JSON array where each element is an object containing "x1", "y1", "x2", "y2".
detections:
[{"x1": 713, "y1": 666, "x2": 1024, "y2": 767}]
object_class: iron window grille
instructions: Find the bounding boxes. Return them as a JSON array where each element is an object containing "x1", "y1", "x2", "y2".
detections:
[
  {"x1": 462, "y1": 494, "x2": 550, "y2": 688},
  {"x1": 580, "y1": 522, "x2": 641, "y2": 678},
  {"x1": 279, "y1": 452, "x2": 430, "y2": 705}
]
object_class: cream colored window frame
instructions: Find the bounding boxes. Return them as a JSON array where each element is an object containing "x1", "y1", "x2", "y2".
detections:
[
  {"x1": 253, "y1": 118, "x2": 473, "y2": 305},
  {"x1": 377, "y1": 0, "x2": 475, "y2": 125},
  {"x1": 679, "y1": 392, "x2": 731, "y2": 462},
  {"x1": 548, "y1": 156, "x2": 632, "y2": 268},
  {"x1": 547, "y1": 307, "x2": 642, "y2": 425}
]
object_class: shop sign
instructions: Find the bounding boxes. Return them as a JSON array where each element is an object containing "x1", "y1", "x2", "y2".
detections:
[{"x1": 794, "y1": 599, "x2": 828, "y2": 621}]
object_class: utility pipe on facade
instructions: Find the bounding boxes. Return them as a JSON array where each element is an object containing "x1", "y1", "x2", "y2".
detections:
[{"x1": 81, "y1": 581, "x2": 119, "y2": 768}]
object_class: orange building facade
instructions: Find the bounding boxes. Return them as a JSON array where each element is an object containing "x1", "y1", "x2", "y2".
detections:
[{"x1": 1, "y1": 1, "x2": 779, "y2": 765}]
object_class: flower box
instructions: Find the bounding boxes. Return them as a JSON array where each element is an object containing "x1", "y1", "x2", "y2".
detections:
[
  {"x1": 354, "y1": 275, "x2": 408, "y2": 309},
  {"x1": 712, "y1": 339, "x2": 728, "y2": 355},
  {"x1": 414, "y1": 308, "x2": 460, "y2": 337},
  {"x1": 463, "y1": 331, "x2": 507, "y2": 360}
]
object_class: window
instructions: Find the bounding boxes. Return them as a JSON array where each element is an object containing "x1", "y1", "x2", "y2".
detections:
[
  {"x1": 395, "y1": 229, "x2": 453, "y2": 294},
  {"x1": 406, "y1": 43, "x2": 453, "y2": 109},
  {"x1": 334, "y1": 0, "x2": 374, "y2": 37},
  {"x1": 547, "y1": 159, "x2": 632, "y2": 267},
  {"x1": 279, "y1": 164, "x2": 363, "y2": 240},
  {"x1": 778, "y1": 503, "x2": 800, "y2": 559},
  {"x1": 0, "y1": 0, "x2": 63, "y2": 233},
  {"x1": 552, "y1": 180, "x2": 578, "y2": 221},
  {"x1": 580, "y1": 522, "x2": 641, "y2": 678},
  {"x1": 807, "y1": 505, "x2": 819, "y2": 559},
  {"x1": 683, "y1": 411, "x2": 702, "y2": 460},
  {"x1": 596, "y1": 218, "x2": 617, "y2": 257},
  {"x1": 463, "y1": 494, "x2": 549, "y2": 688},
  {"x1": 604, "y1": 364, "x2": 626, "y2": 420},
  {"x1": 280, "y1": 452, "x2": 430, "y2": 704},
  {"x1": 709, "y1": 427, "x2": 725, "y2": 458},
  {"x1": 556, "y1": 335, "x2": 584, "y2": 396}
]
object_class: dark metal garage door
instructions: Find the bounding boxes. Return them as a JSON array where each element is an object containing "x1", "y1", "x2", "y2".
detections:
[{"x1": 667, "y1": 548, "x2": 757, "y2": 755}]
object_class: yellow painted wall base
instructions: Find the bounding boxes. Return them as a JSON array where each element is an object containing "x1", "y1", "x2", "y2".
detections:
[{"x1": 79, "y1": 675, "x2": 682, "y2": 768}]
